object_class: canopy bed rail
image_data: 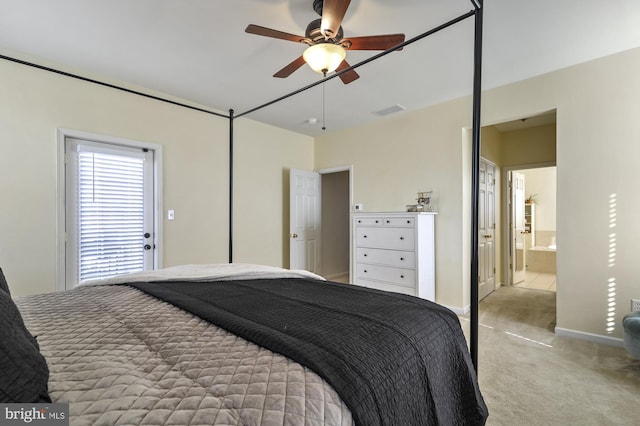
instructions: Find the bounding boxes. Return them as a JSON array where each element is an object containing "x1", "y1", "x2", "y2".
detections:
[
  {"x1": 234, "y1": 9, "x2": 477, "y2": 120},
  {"x1": 0, "y1": 53, "x2": 229, "y2": 119},
  {"x1": 0, "y1": 0, "x2": 484, "y2": 370}
]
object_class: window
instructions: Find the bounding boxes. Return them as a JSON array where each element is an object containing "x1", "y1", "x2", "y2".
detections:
[{"x1": 64, "y1": 137, "x2": 157, "y2": 287}]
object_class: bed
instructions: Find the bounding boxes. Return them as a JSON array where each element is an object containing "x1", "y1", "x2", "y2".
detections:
[{"x1": 3, "y1": 264, "x2": 488, "y2": 425}]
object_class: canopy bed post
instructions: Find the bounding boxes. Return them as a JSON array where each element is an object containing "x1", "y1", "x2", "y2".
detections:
[
  {"x1": 470, "y1": 0, "x2": 484, "y2": 372},
  {"x1": 229, "y1": 109, "x2": 235, "y2": 263},
  {"x1": 235, "y1": 2, "x2": 483, "y2": 370}
]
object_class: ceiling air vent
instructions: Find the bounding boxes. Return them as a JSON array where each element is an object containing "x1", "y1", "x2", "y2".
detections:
[{"x1": 373, "y1": 104, "x2": 407, "y2": 117}]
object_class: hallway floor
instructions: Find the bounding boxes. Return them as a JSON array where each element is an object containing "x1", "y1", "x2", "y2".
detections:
[{"x1": 513, "y1": 271, "x2": 556, "y2": 292}]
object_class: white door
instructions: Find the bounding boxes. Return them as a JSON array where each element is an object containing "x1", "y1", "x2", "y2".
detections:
[
  {"x1": 478, "y1": 159, "x2": 496, "y2": 300},
  {"x1": 289, "y1": 168, "x2": 321, "y2": 272},
  {"x1": 511, "y1": 171, "x2": 526, "y2": 284},
  {"x1": 65, "y1": 138, "x2": 155, "y2": 288}
]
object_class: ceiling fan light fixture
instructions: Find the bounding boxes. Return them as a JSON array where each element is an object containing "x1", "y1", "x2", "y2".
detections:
[{"x1": 303, "y1": 43, "x2": 346, "y2": 74}]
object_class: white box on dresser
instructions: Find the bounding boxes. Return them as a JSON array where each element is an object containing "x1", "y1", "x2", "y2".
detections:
[{"x1": 352, "y1": 212, "x2": 436, "y2": 301}]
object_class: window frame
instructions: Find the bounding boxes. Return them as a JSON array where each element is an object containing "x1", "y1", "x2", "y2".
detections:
[{"x1": 56, "y1": 128, "x2": 163, "y2": 291}]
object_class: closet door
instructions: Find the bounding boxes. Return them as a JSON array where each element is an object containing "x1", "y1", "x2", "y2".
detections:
[{"x1": 478, "y1": 159, "x2": 496, "y2": 300}]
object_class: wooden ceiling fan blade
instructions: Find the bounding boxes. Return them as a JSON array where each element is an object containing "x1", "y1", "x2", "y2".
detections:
[
  {"x1": 336, "y1": 60, "x2": 359, "y2": 84},
  {"x1": 343, "y1": 34, "x2": 406, "y2": 51},
  {"x1": 245, "y1": 24, "x2": 309, "y2": 44},
  {"x1": 320, "y1": 0, "x2": 351, "y2": 39},
  {"x1": 274, "y1": 56, "x2": 307, "y2": 78}
]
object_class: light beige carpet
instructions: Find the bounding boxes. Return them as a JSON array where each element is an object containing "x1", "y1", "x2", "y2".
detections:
[{"x1": 459, "y1": 286, "x2": 640, "y2": 426}]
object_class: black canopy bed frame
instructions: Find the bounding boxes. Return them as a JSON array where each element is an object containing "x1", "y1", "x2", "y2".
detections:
[{"x1": 1, "y1": 0, "x2": 484, "y2": 370}]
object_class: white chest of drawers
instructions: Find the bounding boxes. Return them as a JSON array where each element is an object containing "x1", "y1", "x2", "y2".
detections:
[{"x1": 352, "y1": 212, "x2": 436, "y2": 301}]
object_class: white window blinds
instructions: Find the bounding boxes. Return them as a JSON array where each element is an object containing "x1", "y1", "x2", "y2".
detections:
[{"x1": 66, "y1": 139, "x2": 154, "y2": 286}]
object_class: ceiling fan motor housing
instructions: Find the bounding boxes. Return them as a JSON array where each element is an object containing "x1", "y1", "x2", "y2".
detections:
[
  {"x1": 245, "y1": 0, "x2": 402, "y2": 84},
  {"x1": 306, "y1": 18, "x2": 344, "y2": 44}
]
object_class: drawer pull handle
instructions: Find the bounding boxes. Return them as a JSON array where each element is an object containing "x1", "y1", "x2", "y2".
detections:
[
  {"x1": 386, "y1": 220, "x2": 390, "y2": 223},
  {"x1": 400, "y1": 237, "x2": 404, "y2": 240},
  {"x1": 407, "y1": 220, "x2": 411, "y2": 224},
  {"x1": 364, "y1": 253, "x2": 368, "y2": 257},
  {"x1": 400, "y1": 257, "x2": 404, "y2": 261},
  {"x1": 363, "y1": 235, "x2": 368, "y2": 238},
  {"x1": 375, "y1": 220, "x2": 379, "y2": 223},
  {"x1": 400, "y1": 275, "x2": 405, "y2": 279},
  {"x1": 364, "y1": 270, "x2": 368, "y2": 273},
  {"x1": 358, "y1": 220, "x2": 362, "y2": 223}
]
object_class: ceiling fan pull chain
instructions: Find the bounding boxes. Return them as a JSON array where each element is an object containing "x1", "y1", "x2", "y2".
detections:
[{"x1": 322, "y1": 72, "x2": 327, "y2": 130}]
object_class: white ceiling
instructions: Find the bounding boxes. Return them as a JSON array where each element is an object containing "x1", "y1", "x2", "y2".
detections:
[{"x1": 1, "y1": 0, "x2": 639, "y2": 136}]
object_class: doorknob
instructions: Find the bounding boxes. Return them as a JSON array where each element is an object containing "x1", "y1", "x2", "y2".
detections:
[{"x1": 290, "y1": 233, "x2": 298, "y2": 238}]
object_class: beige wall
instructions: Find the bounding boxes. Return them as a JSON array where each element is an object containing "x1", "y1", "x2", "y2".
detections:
[
  {"x1": 501, "y1": 123, "x2": 557, "y2": 167},
  {"x1": 521, "y1": 167, "x2": 557, "y2": 232},
  {"x1": 484, "y1": 47, "x2": 640, "y2": 342},
  {"x1": 481, "y1": 126, "x2": 503, "y2": 164},
  {"x1": 3, "y1": 45, "x2": 639, "y2": 343},
  {"x1": 0, "y1": 58, "x2": 312, "y2": 296},
  {"x1": 315, "y1": 98, "x2": 471, "y2": 308},
  {"x1": 233, "y1": 119, "x2": 314, "y2": 266},
  {"x1": 316, "y1": 47, "x2": 640, "y2": 342}
]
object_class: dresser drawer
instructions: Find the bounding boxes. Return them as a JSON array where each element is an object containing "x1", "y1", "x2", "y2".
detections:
[
  {"x1": 355, "y1": 279, "x2": 416, "y2": 296},
  {"x1": 355, "y1": 227, "x2": 415, "y2": 250},
  {"x1": 354, "y1": 216, "x2": 385, "y2": 226},
  {"x1": 355, "y1": 264, "x2": 416, "y2": 288},
  {"x1": 356, "y1": 247, "x2": 415, "y2": 268},
  {"x1": 380, "y1": 217, "x2": 414, "y2": 227},
  {"x1": 354, "y1": 216, "x2": 415, "y2": 227}
]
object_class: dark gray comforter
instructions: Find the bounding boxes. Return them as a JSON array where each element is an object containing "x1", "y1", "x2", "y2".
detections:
[
  {"x1": 129, "y1": 278, "x2": 488, "y2": 426},
  {"x1": 18, "y1": 284, "x2": 354, "y2": 425}
]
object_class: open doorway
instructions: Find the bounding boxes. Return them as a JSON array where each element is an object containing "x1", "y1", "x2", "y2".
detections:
[
  {"x1": 288, "y1": 166, "x2": 351, "y2": 281},
  {"x1": 320, "y1": 168, "x2": 351, "y2": 283},
  {"x1": 480, "y1": 111, "x2": 557, "y2": 329},
  {"x1": 480, "y1": 110, "x2": 557, "y2": 294},
  {"x1": 507, "y1": 166, "x2": 557, "y2": 292}
]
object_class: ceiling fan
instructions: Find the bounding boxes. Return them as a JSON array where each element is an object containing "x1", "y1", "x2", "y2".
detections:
[{"x1": 245, "y1": 0, "x2": 405, "y2": 84}]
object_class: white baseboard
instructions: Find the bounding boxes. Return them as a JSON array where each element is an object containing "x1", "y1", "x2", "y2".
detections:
[
  {"x1": 444, "y1": 304, "x2": 470, "y2": 315},
  {"x1": 445, "y1": 284, "x2": 503, "y2": 315},
  {"x1": 555, "y1": 327, "x2": 624, "y2": 348}
]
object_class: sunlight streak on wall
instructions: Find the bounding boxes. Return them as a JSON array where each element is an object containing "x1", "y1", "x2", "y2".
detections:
[{"x1": 606, "y1": 193, "x2": 617, "y2": 334}]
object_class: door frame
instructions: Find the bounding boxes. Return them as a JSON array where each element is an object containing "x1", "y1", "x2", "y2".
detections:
[
  {"x1": 510, "y1": 170, "x2": 526, "y2": 285},
  {"x1": 288, "y1": 165, "x2": 353, "y2": 278},
  {"x1": 501, "y1": 161, "x2": 555, "y2": 287},
  {"x1": 318, "y1": 165, "x2": 353, "y2": 282},
  {"x1": 56, "y1": 128, "x2": 163, "y2": 291}
]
